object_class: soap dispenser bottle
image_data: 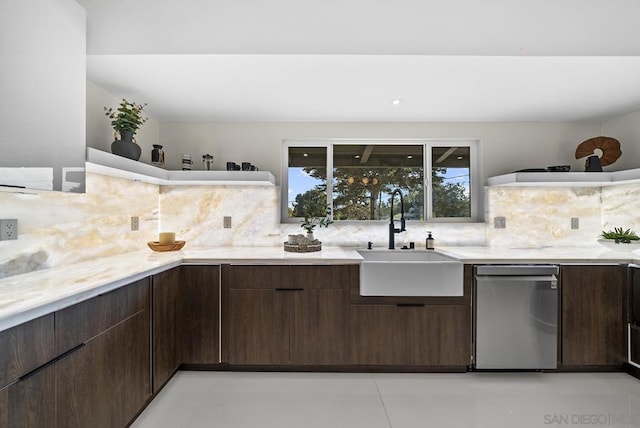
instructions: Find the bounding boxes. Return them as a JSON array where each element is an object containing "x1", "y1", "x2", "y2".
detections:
[{"x1": 426, "y1": 231, "x2": 435, "y2": 250}]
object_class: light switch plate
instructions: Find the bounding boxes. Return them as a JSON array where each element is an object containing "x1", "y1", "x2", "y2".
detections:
[
  {"x1": 131, "y1": 216, "x2": 139, "y2": 231},
  {"x1": 223, "y1": 216, "x2": 232, "y2": 228},
  {"x1": 0, "y1": 219, "x2": 18, "y2": 240},
  {"x1": 494, "y1": 216, "x2": 506, "y2": 229}
]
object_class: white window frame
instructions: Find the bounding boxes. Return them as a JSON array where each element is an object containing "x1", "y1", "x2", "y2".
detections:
[{"x1": 282, "y1": 139, "x2": 483, "y2": 223}]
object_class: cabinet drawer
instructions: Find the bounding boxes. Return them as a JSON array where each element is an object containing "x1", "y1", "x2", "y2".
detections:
[
  {"x1": 225, "y1": 265, "x2": 288, "y2": 289},
  {"x1": 290, "y1": 265, "x2": 356, "y2": 290},
  {"x1": 0, "y1": 314, "x2": 55, "y2": 388},
  {"x1": 56, "y1": 278, "x2": 150, "y2": 354},
  {"x1": 224, "y1": 265, "x2": 356, "y2": 290}
]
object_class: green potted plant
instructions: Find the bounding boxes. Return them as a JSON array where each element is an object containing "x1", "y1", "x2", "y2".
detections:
[
  {"x1": 300, "y1": 206, "x2": 333, "y2": 240},
  {"x1": 104, "y1": 99, "x2": 148, "y2": 161},
  {"x1": 598, "y1": 227, "x2": 640, "y2": 251}
]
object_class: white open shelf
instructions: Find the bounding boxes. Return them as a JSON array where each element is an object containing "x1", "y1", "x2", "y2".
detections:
[
  {"x1": 487, "y1": 169, "x2": 640, "y2": 187},
  {"x1": 86, "y1": 148, "x2": 276, "y2": 186}
]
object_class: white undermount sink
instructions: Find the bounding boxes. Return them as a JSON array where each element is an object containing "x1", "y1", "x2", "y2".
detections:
[{"x1": 357, "y1": 249, "x2": 463, "y2": 296}]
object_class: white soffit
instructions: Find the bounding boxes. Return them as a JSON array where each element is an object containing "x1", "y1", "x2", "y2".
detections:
[{"x1": 88, "y1": 55, "x2": 640, "y2": 122}]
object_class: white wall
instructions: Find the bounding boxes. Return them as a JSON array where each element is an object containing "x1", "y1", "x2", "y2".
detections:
[
  {"x1": 159, "y1": 121, "x2": 601, "y2": 185},
  {"x1": 86, "y1": 80, "x2": 160, "y2": 165},
  {"x1": 601, "y1": 109, "x2": 640, "y2": 171}
]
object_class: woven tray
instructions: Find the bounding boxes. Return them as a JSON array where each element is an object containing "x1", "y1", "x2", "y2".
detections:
[{"x1": 283, "y1": 242, "x2": 322, "y2": 252}]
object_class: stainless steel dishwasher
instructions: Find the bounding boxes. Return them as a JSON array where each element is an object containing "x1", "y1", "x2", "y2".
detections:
[{"x1": 474, "y1": 265, "x2": 559, "y2": 369}]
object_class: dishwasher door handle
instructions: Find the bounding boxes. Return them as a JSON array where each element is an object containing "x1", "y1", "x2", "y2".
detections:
[{"x1": 476, "y1": 275, "x2": 558, "y2": 289}]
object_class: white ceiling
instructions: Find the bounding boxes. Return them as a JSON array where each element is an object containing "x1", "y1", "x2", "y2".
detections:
[{"x1": 80, "y1": 0, "x2": 640, "y2": 122}]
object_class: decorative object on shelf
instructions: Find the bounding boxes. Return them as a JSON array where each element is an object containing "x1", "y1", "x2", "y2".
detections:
[
  {"x1": 151, "y1": 145, "x2": 164, "y2": 165},
  {"x1": 202, "y1": 154, "x2": 214, "y2": 170},
  {"x1": 575, "y1": 136, "x2": 622, "y2": 172},
  {"x1": 182, "y1": 154, "x2": 193, "y2": 170},
  {"x1": 147, "y1": 240, "x2": 186, "y2": 252},
  {"x1": 283, "y1": 234, "x2": 322, "y2": 252},
  {"x1": 104, "y1": 99, "x2": 148, "y2": 161}
]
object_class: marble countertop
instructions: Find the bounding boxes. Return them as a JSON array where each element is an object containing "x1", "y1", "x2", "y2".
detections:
[
  {"x1": 436, "y1": 245, "x2": 640, "y2": 264},
  {"x1": 1, "y1": 244, "x2": 639, "y2": 332},
  {"x1": 0, "y1": 246, "x2": 361, "y2": 332}
]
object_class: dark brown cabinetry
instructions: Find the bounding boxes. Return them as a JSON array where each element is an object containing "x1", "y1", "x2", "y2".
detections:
[
  {"x1": 350, "y1": 304, "x2": 470, "y2": 367},
  {"x1": 0, "y1": 314, "x2": 56, "y2": 428},
  {"x1": 56, "y1": 308, "x2": 150, "y2": 427},
  {"x1": 177, "y1": 265, "x2": 220, "y2": 365},
  {"x1": 222, "y1": 265, "x2": 353, "y2": 365},
  {"x1": 561, "y1": 264, "x2": 626, "y2": 367},
  {"x1": 350, "y1": 265, "x2": 472, "y2": 368},
  {"x1": 0, "y1": 363, "x2": 55, "y2": 428},
  {"x1": 153, "y1": 265, "x2": 220, "y2": 388},
  {"x1": 55, "y1": 278, "x2": 151, "y2": 428},
  {"x1": 152, "y1": 267, "x2": 180, "y2": 390}
]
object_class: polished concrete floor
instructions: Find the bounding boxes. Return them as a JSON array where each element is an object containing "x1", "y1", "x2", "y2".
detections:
[{"x1": 132, "y1": 371, "x2": 640, "y2": 428}]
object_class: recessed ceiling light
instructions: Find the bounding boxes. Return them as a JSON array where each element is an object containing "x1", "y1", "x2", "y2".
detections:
[
  {"x1": 391, "y1": 99, "x2": 402, "y2": 106},
  {"x1": 354, "y1": 155, "x2": 361, "y2": 159},
  {"x1": 407, "y1": 155, "x2": 413, "y2": 159},
  {"x1": 457, "y1": 156, "x2": 463, "y2": 160},
  {"x1": 303, "y1": 153, "x2": 308, "y2": 157}
]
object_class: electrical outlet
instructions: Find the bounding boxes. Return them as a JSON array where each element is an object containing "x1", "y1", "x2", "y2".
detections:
[
  {"x1": 131, "y1": 216, "x2": 139, "y2": 231},
  {"x1": 494, "y1": 216, "x2": 506, "y2": 229},
  {"x1": 0, "y1": 219, "x2": 18, "y2": 241},
  {"x1": 223, "y1": 216, "x2": 232, "y2": 229},
  {"x1": 571, "y1": 217, "x2": 579, "y2": 230}
]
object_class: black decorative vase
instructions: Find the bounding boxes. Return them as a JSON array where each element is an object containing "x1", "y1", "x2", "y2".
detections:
[{"x1": 111, "y1": 130, "x2": 141, "y2": 161}]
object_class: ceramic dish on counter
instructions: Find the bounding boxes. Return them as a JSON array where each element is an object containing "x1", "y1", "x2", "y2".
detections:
[
  {"x1": 596, "y1": 239, "x2": 640, "y2": 252},
  {"x1": 147, "y1": 241, "x2": 186, "y2": 252}
]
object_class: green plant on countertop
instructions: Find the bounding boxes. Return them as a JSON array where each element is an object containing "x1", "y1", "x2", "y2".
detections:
[
  {"x1": 301, "y1": 206, "x2": 333, "y2": 233},
  {"x1": 104, "y1": 98, "x2": 148, "y2": 135},
  {"x1": 600, "y1": 227, "x2": 640, "y2": 244}
]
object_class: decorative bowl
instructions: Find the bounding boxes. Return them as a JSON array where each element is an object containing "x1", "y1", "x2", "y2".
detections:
[
  {"x1": 147, "y1": 240, "x2": 186, "y2": 252},
  {"x1": 596, "y1": 239, "x2": 640, "y2": 252}
]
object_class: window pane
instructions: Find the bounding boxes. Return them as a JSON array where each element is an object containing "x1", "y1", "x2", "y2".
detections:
[
  {"x1": 431, "y1": 146, "x2": 471, "y2": 218},
  {"x1": 332, "y1": 145, "x2": 424, "y2": 221},
  {"x1": 288, "y1": 147, "x2": 327, "y2": 218}
]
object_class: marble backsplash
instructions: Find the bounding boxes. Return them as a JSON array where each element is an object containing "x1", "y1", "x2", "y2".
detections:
[
  {"x1": 0, "y1": 173, "x2": 159, "y2": 278},
  {"x1": 158, "y1": 185, "x2": 282, "y2": 247},
  {"x1": 2, "y1": 171, "x2": 640, "y2": 278},
  {"x1": 602, "y1": 183, "x2": 640, "y2": 232},
  {"x1": 486, "y1": 186, "x2": 603, "y2": 248}
]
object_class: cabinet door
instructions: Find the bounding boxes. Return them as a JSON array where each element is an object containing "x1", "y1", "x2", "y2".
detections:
[
  {"x1": 562, "y1": 265, "x2": 625, "y2": 366},
  {"x1": 410, "y1": 305, "x2": 471, "y2": 366},
  {"x1": 153, "y1": 267, "x2": 180, "y2": 390},
  {"x1": 290, "y1": 289, "x2": 350, "y2": 364},
  {"x1": 350, "y1": 305, "x2": 409, "y2": 365},
  {"x1": 0, "y1": 314, "x2": 54, "y2": 389},
  {"x1": 0, "y1": 363, "x2": 55, "y2": 428},
  {"x1": 227, "y1": 289, "x2": 289, "y2": 364},
  {"x1": 56, "y1": 309, "x2": 151, "y2": 428},
  {"x1": 177, "y1": 266, "x2": 220, "y2": 364}
]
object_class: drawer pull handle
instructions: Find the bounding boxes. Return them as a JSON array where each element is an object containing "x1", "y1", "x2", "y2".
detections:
[
  {"x1": 19, "y1": 343, "x2": 86, "y2": 381},
  {"x1": 396, "y1": 303, "x2": 425, "y2": 307}
]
